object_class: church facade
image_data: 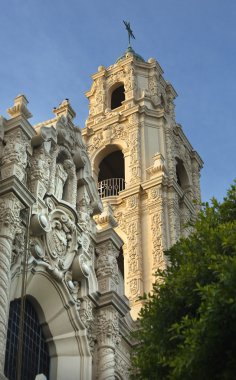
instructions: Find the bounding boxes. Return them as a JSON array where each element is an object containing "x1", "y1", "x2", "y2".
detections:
[{"x1": 0, "y1": 48, "x2": 202, "y2": 380}]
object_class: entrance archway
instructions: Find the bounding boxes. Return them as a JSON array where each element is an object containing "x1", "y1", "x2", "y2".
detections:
[{"x1": 4, "y1": 298, "x2": 50, "y2": 380}]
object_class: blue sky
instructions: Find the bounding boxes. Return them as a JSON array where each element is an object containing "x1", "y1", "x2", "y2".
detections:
[{"x1": 0, "y1": 0, "x2": 235, "y2": 202}]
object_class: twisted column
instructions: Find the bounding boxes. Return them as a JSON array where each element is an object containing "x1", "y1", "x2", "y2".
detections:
[
  {"x1": 0, "y1": 239, "x2": 12, "y2": 370},
  {"x1": 98, "y1": 346, "x2": 115, "y2": 380},
  {"x1": 0, "y1": 194, "x2": 22, "y2": 374},
  {"x1": 96, "y1": 308, "x2": 120, "y2": 380}
]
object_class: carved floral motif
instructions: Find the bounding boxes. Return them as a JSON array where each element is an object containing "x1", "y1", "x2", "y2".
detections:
[
  {"x1": 126, "y1": 216, "x2": 143, "y2": 298},
  {"x1": 96, "y1": 308, "x2": 120, "y2": 346},
  {"x1": 151, "y1": 212, "x2": 165, "y2": 270}
]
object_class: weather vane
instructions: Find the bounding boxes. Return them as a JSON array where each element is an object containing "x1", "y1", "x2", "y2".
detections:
[{"x1": 123, "y1": 20, "x2": 135, "y2": 46}]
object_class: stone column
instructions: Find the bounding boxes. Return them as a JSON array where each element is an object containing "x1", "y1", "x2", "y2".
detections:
[
  {"x1": 96, "y1": 308, "x2": 120, "y2": 380},
  {"x1": 0, "y1": 193, "x2": 22, "y2": 375},
  {"x1": 95, "y1": 228, "x2": 123, "y2": 380},
  {"x1": 96, "y1": 240, "x2": 119, "y2": 294}
]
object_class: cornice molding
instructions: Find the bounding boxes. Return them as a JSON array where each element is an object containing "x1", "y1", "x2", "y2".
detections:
[
  {"x1": 95, "y1": 226, "x2": 123, "y2": 250},
  {"x1": 5, "y1": 116, "x2": 36, "y2": 139},
  {"x1": 95, "y1": 291, "x2": 130, "y2": 317},
  {"x1": 0, "y1": 176, "x2": 35, "y2": 207},
  {"x1": 118, "y1": 184, "x2": 141, "y2": 199}
]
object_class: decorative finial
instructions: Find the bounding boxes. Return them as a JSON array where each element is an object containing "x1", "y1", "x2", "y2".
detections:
[
  {"x1": 7, "y1": 94, "x2": 32, "y2": 119},
  {"x1": 123, "y1": 20, "x2": 135, "y2": 46}
]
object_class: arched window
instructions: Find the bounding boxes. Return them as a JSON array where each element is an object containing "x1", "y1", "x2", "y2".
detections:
[
  {"x1": 4, "y1": 299, "x2": 50, "y2": 380},
  {"x1": 98, "y1": 150, "x2": 125, "y2": 198},
  {"x1": 111, "y1": 84, "x2": 125, "y2": 110},
  {"x1": 175, "y1": 158, "x2": 189, "y2": 191}
]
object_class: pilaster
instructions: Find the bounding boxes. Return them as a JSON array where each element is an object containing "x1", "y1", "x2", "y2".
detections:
[{"x1": 94, "y1": 226, "x2": 129, "y2": 380}]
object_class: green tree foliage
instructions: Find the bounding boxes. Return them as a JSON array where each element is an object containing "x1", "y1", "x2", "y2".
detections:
[{"x1": 131, "y1": 182, "x2": 236, "y2": 380}]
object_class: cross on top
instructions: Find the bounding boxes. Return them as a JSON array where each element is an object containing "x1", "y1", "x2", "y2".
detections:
[{"x1": 123, "y1": 21, "x2": 135, "y2": 46}]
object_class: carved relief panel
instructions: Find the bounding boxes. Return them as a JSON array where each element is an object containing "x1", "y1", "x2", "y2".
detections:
[{"x1": 1, "y1": 129, "x2": 29, "y2": 182}]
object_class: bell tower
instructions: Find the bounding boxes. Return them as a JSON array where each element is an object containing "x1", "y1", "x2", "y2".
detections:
[{"x1": 82, "y1": 47, "x2": 203, "y2": 318}]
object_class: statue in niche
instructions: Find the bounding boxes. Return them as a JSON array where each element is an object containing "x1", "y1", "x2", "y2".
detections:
[
  {"x1": 54, "y1": 159, "x2": 74, "y2": 201},
  {"x1": 77, "y1": 195, "x2": 92, "y2": 232},
  {"x1": 54, "y1": 162, "x2": 68, "y2": 200}
]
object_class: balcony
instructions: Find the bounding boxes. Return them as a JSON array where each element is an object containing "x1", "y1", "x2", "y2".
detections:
[{"x1": 98, "y1": 178, "x2": 125, "y2": 198}]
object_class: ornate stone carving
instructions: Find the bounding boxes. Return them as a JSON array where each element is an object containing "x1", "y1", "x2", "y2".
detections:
[
  {"x1": 30, "y1": 200, "x2": 92, "y2": 299},
  {"x1": 180, "y1": 202, "x2": 192, "y2": 237},
  {"x1": 148, "y1": 73, "x2": 164, "y2": 107},
  {"x1": 151, "y1": 212, "x2": 165, "y2": 270},
  {"x1": 0, "y1": 194, "x2": 23, "y2": 373},
  {"x1": 123, "y1": 64, "x2": 137, "y2": 101},
  {"x1": 166, "y1": 83, "x2": 177, "y2": 120},
  {"x1": 164, "y1": 127, "x2": 176, "y2": 177},
  {"x1": 46, "y1": 209, "x2": 76, "y2": 262},
  {"x1": 125, "y1": 216, "x2": 143, "y2": 301},
  {"x1": 111, "y1": 123, "x2": 129, "y2": 142},
  {"x1": 12, "y1": 229, "x2": 25, "y2": 266},
  {"x1": 95, "y1": 201, "x2": 117, "y2": 229},
  {"x1": 77, "y1": 194, "x2": 94, "y2": 234},
  {"x1": 128, "y1": 129, "x2": 141, "y2": 184},
  {"x1": 127, "y1": 194, "x2": 139, "y2": 210},
  {"x1": 0, "y1": 194, "x2": 22, "y2": 238},
  {"x1": 1, "y1": 129, "x2": 28, "y2": 182},
  {"x1": 96, "y1": 241, "x2": 119, "y2": 292},
  {"x1": 53, "y1": 99, "x2": 76, "y2": 121},
  {"x1": 89, "y1": 76, "x2": 106, "y2": 117},
  {"x1": 191, "y1": 158, "x2": 201, "y2": 209},
  {"x1": 149, "y1": 185, "x2": 161, "y2": 200},
  {"x1": 54, "y1": 162, "x2": 68, "y2": 199},
  {"x1": 29, "y1": 145, "x2": 51, "y2": 199},
  {"x1": 168, "y1": 192, "x2": 181, "y2": 245},
  {"x1": 0, "y1": 238, "x2": 12, "y2": 372},
  {"x1": 79, "y1": 297, "x2": 96, "y2": 354},
  {"x1": 30, "y1": 147, "x2": 51, "y2": 184},
  {"x1": 95, "y1": 307, "x2": 120, "y2": 340},
  {"x1": 113, "y1": 209, "x2": 127, "y2": 234},
  {"x1": 95, "y1": 308, "x2": 121, "y2": 379},
  {"x1": 115, "y1": 351, "x2": 130, "y2": 380},
  {"x1": 52, "y1": 150, "x2": 77, "y2": 206},
  {"x1": 106, "y1": 70, "x2": 124, "y2": 88},
  {"x1": 88, "y1": 132, "x2": 103, "y2": 153},
  {"x1": 146, "y1": 153, "x2": 167, "y2": 177}
]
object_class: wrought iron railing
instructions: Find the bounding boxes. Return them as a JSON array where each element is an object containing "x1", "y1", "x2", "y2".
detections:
[{"x1": 98, "y1": 178, "x2": 125, "y2": 198}]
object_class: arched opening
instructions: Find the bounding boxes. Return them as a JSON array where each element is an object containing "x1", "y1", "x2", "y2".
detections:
[
  {"x1": 98, "y1": 150, "x2": 125, "y2": 198},
  {"x1": 117, "y1": 247, "x2": 124, "y2": 279},
  {"x1": 4, "y1": 298, "x2": 50, "y2": 380},
  {"x1": 175, "y1": 157, "x2": 190, "y2": 191},
  {"x1": 111, "y1": 84, "x2": 125, "y2": 110}
]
